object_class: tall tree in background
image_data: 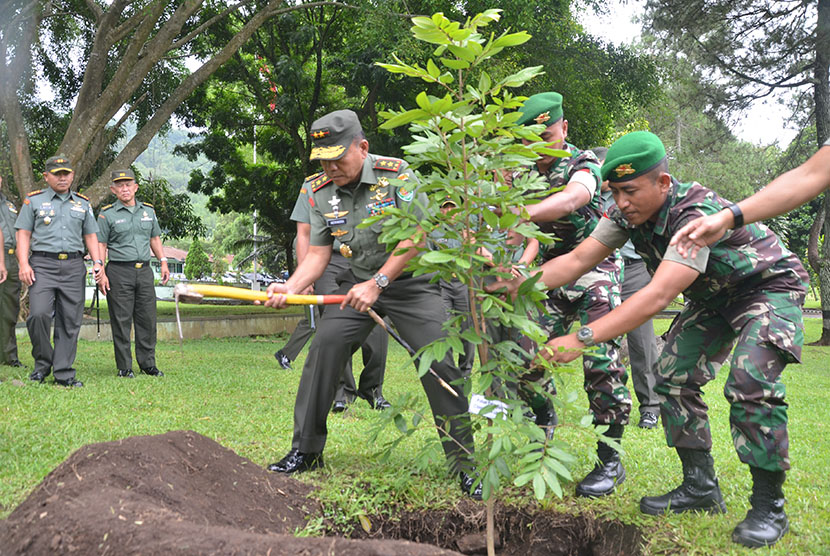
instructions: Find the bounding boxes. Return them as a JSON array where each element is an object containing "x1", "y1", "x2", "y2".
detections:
[
  {"x1": 643, "y1": 0, "x2": 830, "y2": 344},
  {"x1": 0, "y1": 0, "x2": 289, "y2": 204}
]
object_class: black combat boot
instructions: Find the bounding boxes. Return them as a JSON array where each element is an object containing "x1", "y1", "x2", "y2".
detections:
[
  {"x1": 575, "y1": 424, "x2": 625, "y2": 498},
  {"x1": 732, "y1": 467, "x2": 788, "y2": 548},
  {"x1": 640, "y1": 447, "x2": 726, "y2": 515},
  {"x1": 533, "y1": 400, "x2": 558, "y2": 441}
]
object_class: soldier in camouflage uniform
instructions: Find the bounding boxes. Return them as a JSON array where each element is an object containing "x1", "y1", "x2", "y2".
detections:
[
  {"x1": 513, "y1": 92, "x2": 630, "y2": 499},
  {"x1": 506, "y1": 131, "x2": 804, "y2": 549},
  {"x1": 264, "y1": 110, "x2": 479, "y2": 499}
]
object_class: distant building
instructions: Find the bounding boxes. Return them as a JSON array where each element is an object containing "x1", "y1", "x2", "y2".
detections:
[{"x1": 151, "y1": 245, "x2": 187, "y2": 278}]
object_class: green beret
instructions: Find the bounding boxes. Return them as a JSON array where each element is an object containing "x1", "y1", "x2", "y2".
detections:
[
  {"x1": 602, "y1": 131, "x2": 667, "y2": 183},
  {"x1": 516, "y1": 92, "x2": 563, "y2": 126}
]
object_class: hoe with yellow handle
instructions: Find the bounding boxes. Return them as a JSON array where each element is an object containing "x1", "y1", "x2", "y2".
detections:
[{"x1": 173, "y1": 283, "x2": 458, "y2": 398}]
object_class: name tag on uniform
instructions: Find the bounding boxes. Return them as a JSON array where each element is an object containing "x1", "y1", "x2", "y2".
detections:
[
  {"x1": 115, "y1": 218, "x2": 127, "y2": 224},
  {"x1": 70, "y1": 205, "x2": 86, "y2": 212},
  {"x1": 327, "y1": 218, "x2": 347, "y2": 226}
]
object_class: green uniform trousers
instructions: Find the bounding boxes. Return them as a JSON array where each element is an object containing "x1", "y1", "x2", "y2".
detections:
[
  {"x1": 27, "y1": 255, "x2": 85, "y2": 380},
  {"x1": 105, "y1": 262, "x2": 158, "y2": 371},
  {"x1": 0, "y1": 255, "x2": 20, "y2": 364},
  {"x1": 291, "y1": 271, "x2": 474, "y2": 471}
]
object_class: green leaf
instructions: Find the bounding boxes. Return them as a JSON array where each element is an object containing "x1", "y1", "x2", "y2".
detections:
[
  {"x1": 394, "y1": 413, "x2": 408, "y2": 434},
  {"x1": 532, "y1": 473, "x2": 546, "y2": 500},
  {"x1": 421, "y1": 250, "x2": 455, "y2": 263},
  {"x1": 380, "y1": 109, "x2": 429, "y2": 130},
  {"x1": 439, "y1": 58, "x2": 470, "y2": 70},
  {"x1": 426, "y1": 58, "x2": 440, "y2": 79},
  {"x1": 492, "y1": 31, "x2": 531, "y2": 48},
  {"x1": 447, "y1": 44, "x2": 475, "y2": 63},
  {"x1": 478, "y1": 71, "x2": 492, "y2": 93}
]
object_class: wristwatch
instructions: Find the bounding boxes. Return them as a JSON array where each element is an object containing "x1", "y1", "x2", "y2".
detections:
[
  {"x1": 576, "y1": 325, "x2": 595, "y2": 346},
  {"x1": 373, "y1": 273, "x2": 390, "y2": 291},
  {"x1": 159, "y1": 257, "x2": 168, "y2": 262},
  {"x1": 94, "y1": 259, "x2": 104, "y2": 266}
]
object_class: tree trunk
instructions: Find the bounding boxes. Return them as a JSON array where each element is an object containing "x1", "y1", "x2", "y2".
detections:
[{"x1": 811, "y1": 0, "x2": 830, "y2": 345}]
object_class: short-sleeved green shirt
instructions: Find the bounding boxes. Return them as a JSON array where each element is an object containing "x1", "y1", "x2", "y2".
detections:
[
  {"x1": 305, "y1": 153, "x2": 421, "y2": 280},
  {"x1": 15, "y1": 188, "x2": 98, "y2": 252},
  {"x1": 0, "y1": 193, "x2": 19, "y2": 250},
  {"x1": 97, "y1": 200, "x2": 162, "y2": 261}
]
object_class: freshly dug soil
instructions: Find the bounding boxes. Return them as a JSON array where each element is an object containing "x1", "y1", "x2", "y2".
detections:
[{"x1": 0, "y1": 430, "x2": 641, "y2": 555}]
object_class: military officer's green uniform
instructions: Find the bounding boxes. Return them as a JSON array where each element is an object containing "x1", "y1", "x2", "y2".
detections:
[
  {"x1": 15, "y1": 159, "x2": 98, "y2": 383},
  {"x1": 275, "y1": 110, "x2": 474, "y2": 478},
  {"x1": 0, "y1": 192, "x2": 22, "y2": 366},
  {"x1": 97, "y1": 174, "x2": 163, "y2": 377}
]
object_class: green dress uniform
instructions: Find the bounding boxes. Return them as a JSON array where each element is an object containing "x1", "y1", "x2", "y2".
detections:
[
  {"x1": 0, "y1": 193, "x2": 21, "y2": 365},
  {"x1": 282, "y1": 183, "x2": 388, "y2": 405},
  {"x1": 293, "y1": 153, "x2": 474, "y2": 470},
  {"x1": 97, "y1": 200, "x2": 162, "y2": 374},
  {"x1": 15, "y1": 188, "x2": 98, "y2": 382}
]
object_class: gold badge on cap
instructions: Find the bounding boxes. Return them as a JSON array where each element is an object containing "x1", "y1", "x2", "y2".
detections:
[
  {"x1": 534, "y1": 111, "x2": 551, "y2": 125},
  {"x1": 340, "y1": 244, "x2": 353, "y2": 258},
  {"x1": 614, "y1": 163, "x2": 636, "y2": 178}
]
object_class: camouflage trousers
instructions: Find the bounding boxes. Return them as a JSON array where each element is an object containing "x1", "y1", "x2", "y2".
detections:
[
  {"x1": 538, "y1": 266, "x2": 631, "y2": 425},
  {"x1": 656, "y1": 291, "x2": 804, "y2": 472}
]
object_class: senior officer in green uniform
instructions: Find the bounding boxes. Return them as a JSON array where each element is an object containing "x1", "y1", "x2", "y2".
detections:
[
  {"x1": 0, "y1": 175, "x2": 23, "y2": 367},
  {"x1": 511, "y1": 92, "x2": 630, "y2": 498},
  {"x1": 265, "y1": 109, "x2": 480, "y2": 498},
  {"x1": 495, "y1": 131, "x2": 806, "y2": 549},
  {"x1": 97, "y1": 169, "x2": 169, "y2": 378},
  {"x1": 16, "y1": 155, "x2": 103, "y2": 387}
]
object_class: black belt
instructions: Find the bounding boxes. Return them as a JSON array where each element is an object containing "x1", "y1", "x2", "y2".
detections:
[
  {"x1": 623, "y1": 257, "x2": 641, "y2": 265},
  {"x1": 32, "y1": 251, "x2": 83, "y2": 260},
  {"x1": 108, "y1": 260, "x2": 150, "y2": 269}
]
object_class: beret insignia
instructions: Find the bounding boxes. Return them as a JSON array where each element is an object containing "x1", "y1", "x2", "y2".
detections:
[
  {"x1": 614, "y1": 164, "x2": 636, "y2": 178},
  {"x1": 374, "y1": 158, "x2": 402, "y2": 172},
  {"x1": 534, "y1": 111, "x2": 551, "y2": 125}
]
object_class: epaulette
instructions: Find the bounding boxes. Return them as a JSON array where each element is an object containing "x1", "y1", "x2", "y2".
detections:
[
  {"x1": 310, "y1": 173, "x2": 332, "y2": 192},
  {"x1": 305, "y1": 171, "x2": 324, "y2": 182},
  {"x1": 100, "y1": 204, "x2": 113, "y2": 211},
  {"x1": 27, "y1": 189, "x2": 43, "y2": 197},
  {"x1": 75, "y1": 192, "x2": 90, "y2": 201},
  {"x1": 373, "y1": 157, "x2": 403, "y2": 172},
  {"x1": 142, "y1": 201, "x2": 154, "y2": 208}
]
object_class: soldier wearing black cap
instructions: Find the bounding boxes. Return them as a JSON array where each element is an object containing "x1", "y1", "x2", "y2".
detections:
[
  {"x1": 0, "y1": 175, "x2": 22, "y2": 367},
  {"x1": 97, "y1": 169, "x2": 169, "y2": 378},
  {"x1": 15, "y1": 155, "x2": 103, "y2": 387},
  {"x1": 264, "y1": 109, "x2": 480, "y2": 498}
]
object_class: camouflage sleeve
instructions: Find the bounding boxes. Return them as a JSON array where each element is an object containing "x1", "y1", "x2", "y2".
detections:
[
  {"x1": 662, "y1": 243, "x2": 709, "y2": 273},
  {"x1": 589, "y1": 216, "x2": 629, "y2": 249}
]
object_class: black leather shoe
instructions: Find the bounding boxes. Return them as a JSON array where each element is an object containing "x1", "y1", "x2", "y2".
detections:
[
  {"x1": 371, "y1": 395, "x2": 391, "y2": 410},
  {"x1": 460, "y1": 471, "x2": 483, "y2": 500},
  {"x1": 118, "y1": 369, "x2": 135, "y2": 378},
  {"x1": 274, "y1": 350, "x2": 292, "y2": 370},
  {"x1": 140, "y1": 366, "x2": 164, "y2": 377},
  {"x1": 638, "y1": 411, "x2": 659, "y2": 429},
  {"x1": 267, "y1": 449, "x2": 324, "y2": 474},
  {"x1": 332, "y1": 400, "x2": 348, "y2": 413},
  {"x1": 55, "y1": 377, "x2": 84, "y2": 388},
  {"x1": 575, "y1": 454, "x2": 626, "y2": 498},
  {"x1": 29, "y1": 371, "x2": 46, "y2": 383}
]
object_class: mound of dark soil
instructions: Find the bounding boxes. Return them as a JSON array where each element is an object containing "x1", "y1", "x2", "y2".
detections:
[{"x1": 0, "y1": 430, "x2": 459, "y2": 555}]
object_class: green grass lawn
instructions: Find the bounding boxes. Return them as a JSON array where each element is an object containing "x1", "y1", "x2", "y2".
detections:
[{"x1": 1, "y1": 318, "x2": 828, "y2": 554}]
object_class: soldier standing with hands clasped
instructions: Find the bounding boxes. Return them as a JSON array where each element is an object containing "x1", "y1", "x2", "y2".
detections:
[
  {"x1": 16, "y1": 155, "x2": 103, "y2": 387},
  {"x1": 97, "y1": 169, "x2": 168, "y2": 378}
]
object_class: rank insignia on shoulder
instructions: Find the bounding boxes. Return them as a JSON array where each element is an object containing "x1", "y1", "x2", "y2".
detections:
[
  {"x1": 311, "y1": 173, "x2": 332, "y2": 192},
  {"x1": 143, "y1": 202, "x2": 154, "y2": 208},
  {"x1": 27, "y1": 189, "x2": 43, "y2": 197},
  {"x1": 100, "y1": 204, "x2": 113, "y2": 211},
  {"x1": 305, "y1": 171, "x2": 323, "y2": 182},
  {"x1": 396, "y1": 186, "x2": 414, "y2": 202},
  {"x1": 374, "y1": 158, "x2": 402, "y2": 172},
  {"x1": 75, "y1": 192, "x2": 90, "y2": 201}
]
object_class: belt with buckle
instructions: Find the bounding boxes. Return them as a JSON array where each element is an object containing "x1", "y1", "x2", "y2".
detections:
[
  {"x1": 6, "y1": 248, "x2": 13, "y2": 255},
  {"x1": 109, "y1": 260, "x2": 149, "y2": 269},
  {"x1": 622, "y1": 257, "x2": 641, "y2": 265},
  {"x1": 32, "y1": 251, "x2": 82, "y2": 260}
]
